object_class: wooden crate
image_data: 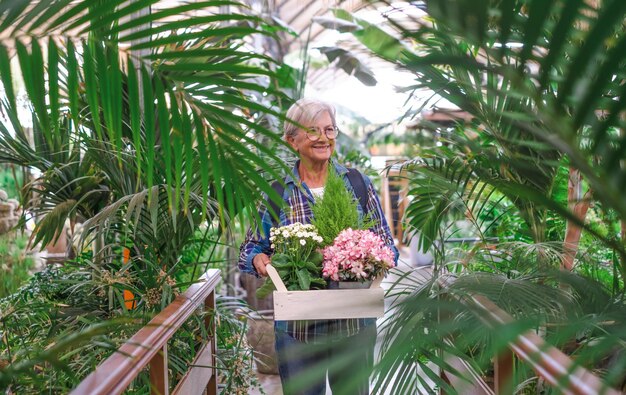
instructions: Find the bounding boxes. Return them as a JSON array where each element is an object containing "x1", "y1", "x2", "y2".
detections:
[{"x1": 266, "y1": 265, "x2": 384, "y2": 320}]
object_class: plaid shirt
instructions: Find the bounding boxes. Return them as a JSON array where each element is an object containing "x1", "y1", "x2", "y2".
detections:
[{"x1": 238, "y1": 160, "x2": 398, "y2": 343}]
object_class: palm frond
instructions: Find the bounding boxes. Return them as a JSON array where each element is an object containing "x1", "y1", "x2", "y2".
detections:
[{"x1": 0, "y1": 1, "x2": 293, "y2": 242}]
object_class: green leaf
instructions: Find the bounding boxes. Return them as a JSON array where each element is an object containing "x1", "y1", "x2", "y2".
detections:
[
  {"x1": 333, "y1": 9, "x2": 408, "y2": 63},
  {"x1": 57, "y1": 0, "x2": 128, "y2": 33},
  {"x1": 81, "y1": 39, "x2": 102, "y2": 140},
  {"x1": 73, "y1": 0, "x2": 161, "y2": 35},
  {"x1": 127, "y1": 59, "x2": 142, "y2": 186},
  {"x1": 17, "y1": 39, "x2": 50, "y2": 140},
  {"x1": 180, "y1": 103, "x2": 194, "y2": 212},
  {"x1": 309, "y1": 251, "x2": 323, "y2": 266},
  {"x1": 141, "y1": 66, "x2": 155, "y2": 191},
  {"x1": 310, "y1": 277, "x2": 326, "y2": 287},
  {"x1": 28, "y1": 0, "x2": 73, "y2": 33},
  {"x1": 116, "y1": 14, "x2": 265, "y2": 42},
  {"x1": 573, "y1": 34, "x2": 626, "y2": 130},
  {"x1": 66, "y1": 40, "x2": 80, "y2": 129},
  {"x1": 149, "y1": 185, "x2": 160, "y2": 238},
  {"x1": 157, "y1": 62, "x2": 275, "y2": 77},
  {"x1": 270, "y1": 254, "x2": 291, "y2": 268},
  {"x1": 426, "y1": 0, "x2": 489, "y2": 44},
  {"x1": 318, "y1": 46, "x2": 377, "y2": 86},
  {"x1": 519, "y1": 0, "x2": 556, "y2": 66},
  {"x1": 103, "y1": 1, "x2": 243, "y2": 36},
  {"x1": 47, "y1": 39, "x2": 60, "y2": 151},
  {"x1": 296, "y1": 268, "x2": 311, "y2": 290},
  {"x1": 0, "y1": 0, "x2": 29, "y2": 32},
  {"x1": 256, "y1": 278, "x2": 276, "y2": 299},
  {"x1": 169, "y1": 89, "x2": 183, "y2": 217},
  {"x1": 127, "y1": 26, "x2": 271, "y2": 50},
  {"x1": 538, "y1": 0, "x2": 584, "y2": 89},
  {"x1": 32, "y1": 200, "x2": 77, "y2": 247},
  {"x1": 0, "y1": 45, "x2": 16, "y2": 110},
  {"x1": 305, "y1": 262, "x2": 319, "y2": 272},
  {"x1": 497, "y1": 0, "x2": 517, "y2": 59},
  {"x1": 205, "y1": 124, "x2": 225, "y2": 227},
  {"x1": 557, "y1": 0, "x2": 626, "y2": 106}
]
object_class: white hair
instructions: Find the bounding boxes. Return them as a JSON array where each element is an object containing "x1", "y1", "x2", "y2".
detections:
[{"x1": 283, "y1": 98, "x2": 337, "y2": 139}]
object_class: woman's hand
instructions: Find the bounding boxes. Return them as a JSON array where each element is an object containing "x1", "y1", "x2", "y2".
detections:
[{"x1": 253, "y1": 253, "x2": 271, "y2": 276}]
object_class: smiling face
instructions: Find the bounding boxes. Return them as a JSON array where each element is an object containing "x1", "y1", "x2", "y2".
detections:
[{"x1": 287, "y1": 111, "x2": 336, "y2": 166}]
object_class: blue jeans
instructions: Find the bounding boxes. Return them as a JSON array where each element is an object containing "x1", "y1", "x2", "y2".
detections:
[{"x1": 274, "y1": 325, "x2": 376, "y2": 395}]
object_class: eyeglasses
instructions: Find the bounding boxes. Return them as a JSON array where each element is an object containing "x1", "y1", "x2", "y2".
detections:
[{"x1": 303, "y1": 126, "x2": 339, "y2": 141}]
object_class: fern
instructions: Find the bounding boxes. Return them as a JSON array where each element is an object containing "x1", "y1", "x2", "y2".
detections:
[{"x1": 311, "y1": 167, "x2": 374, "y2": 245}]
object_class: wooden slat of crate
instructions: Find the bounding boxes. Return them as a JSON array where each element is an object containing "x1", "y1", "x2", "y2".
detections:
[
  {"x1": 273, "y1": 288, "x2": 384, "y2": 320},
  {"x1": 266, "y1": 264, "x2": 385, "y2": 320}
]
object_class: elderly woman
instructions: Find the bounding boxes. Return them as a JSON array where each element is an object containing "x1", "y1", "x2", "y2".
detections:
[{"x1": 239, "y1": 98, "x2": 398, "y2": 394}]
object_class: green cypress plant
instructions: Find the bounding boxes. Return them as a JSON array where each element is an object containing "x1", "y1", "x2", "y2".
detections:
[{"x1": 311, "y1": 166, "x2": 374, "y2": 246}]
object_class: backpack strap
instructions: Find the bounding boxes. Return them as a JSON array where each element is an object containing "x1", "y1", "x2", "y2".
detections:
[
  {"x1": 346, "y1": 167, "x2": 369, "y2": 215},
  {"x1": 267, "y1": 180, "x2": 285, "y2": 223}
]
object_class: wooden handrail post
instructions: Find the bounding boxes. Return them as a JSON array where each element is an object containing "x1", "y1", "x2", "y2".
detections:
[
  {"x1": 439, "y1": 365, "x2": 451, "y2": 395},
  {"x1": 72, "y1": 270, "x2": 221, "y2": 395},
  {"x1": 470, "y1": 295, "x2": 622, "y2": 395},
  {"x1": 205, "y1": 289, "x2": 218, "y2": 395},
  {"x1": 150, "y1": 344, "x2": 169, "y2": 395},
  {"x1": 494, "y1": 350, "x2": 514, "y2": 394},
  {"x1": 435, "y1": 279, "x2": 621, "y2": 395}
]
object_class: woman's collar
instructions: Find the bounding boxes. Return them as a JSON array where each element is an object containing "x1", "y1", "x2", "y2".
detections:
[{"x1": 284, "y1": 158, "x2": 348, "y2": 186}]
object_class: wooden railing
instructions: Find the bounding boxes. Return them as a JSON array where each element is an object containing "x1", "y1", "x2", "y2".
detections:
[
  {"x1": 441, "y1": 292, "x2": 622, "y2": 395},
  {"x1": 71, "y1": 269, "x2": 221, "y2": 395}
]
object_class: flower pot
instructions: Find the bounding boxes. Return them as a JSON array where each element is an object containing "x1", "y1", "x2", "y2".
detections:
[
  {"x1": 328, "y1": 280, "x2": 372, "y2": 289},
  {"x1": 246, "y1": 310, "x2": 279, "y2": 375}
]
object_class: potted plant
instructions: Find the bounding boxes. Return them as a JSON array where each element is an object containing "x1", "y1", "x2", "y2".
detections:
[
  {"x1": 256, "y1": 222, "x2": 325, "y2": 298},
  {"x1": 322, "y1": 228, "x2": 395, "y2": 289}
]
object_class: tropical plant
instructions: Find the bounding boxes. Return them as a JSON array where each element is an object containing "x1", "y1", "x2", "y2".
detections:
[
  {"x1": 0, "y1": 260, "x2": 135, "y2": 392},
  {"x1": 256, "y1": 222, "x2": 325, "y2": 297},
  {"x1": 310, "y1": 0, "x2": 626, "y2": 393},
  {"x1": 216, "y1": 308, "x2": 265, "y2": 394},
  {"x1": 0, "y1": 0, "x2": 299, "y2": 391},
  {"x1": 0, "y1": 0, "x2": 295, "y2": 251},
  {"x1": 311, "y1": 166, "x2": 373, "y2": 245},
  {"x1": 336, "y1": 0, "x2": 626, "y2": 265},
  {"x1": 0, "y1": 258, "x2": 262, "y2": 393}
]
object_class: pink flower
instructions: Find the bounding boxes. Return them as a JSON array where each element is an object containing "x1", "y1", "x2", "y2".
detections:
[{"x1": 322, "y1": 229, "x2": 394, "y2": 282}]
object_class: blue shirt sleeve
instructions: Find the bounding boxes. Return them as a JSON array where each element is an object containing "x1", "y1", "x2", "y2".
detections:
[{"x1": 238, "y1": 204, "x2": 274, "y2": 277}]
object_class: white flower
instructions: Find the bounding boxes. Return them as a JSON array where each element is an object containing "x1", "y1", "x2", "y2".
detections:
[
  {"x1": 271, "y1": 243, "x2": 275, "y2": 249},
  {"x1": 300, "y1": 239, "x2": 306, "y2": 246}
]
